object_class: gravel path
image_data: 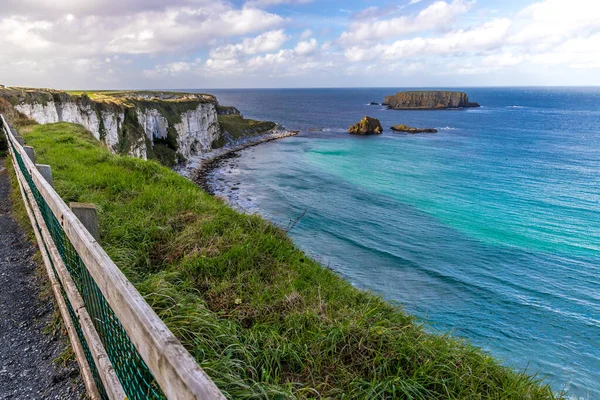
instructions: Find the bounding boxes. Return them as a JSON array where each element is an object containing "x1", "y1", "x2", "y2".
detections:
[{"x1": 0, "y1": 158, "x2": 84, "y2": 399}]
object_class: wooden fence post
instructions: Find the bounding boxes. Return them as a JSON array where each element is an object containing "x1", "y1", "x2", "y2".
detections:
[
  {"x1": 23, "y1": 146, "x2": 35, "y2": 163},
  {"x1": 36, "y1": 164, "x2": 53, "y2": 186},
  {"x1": 70, "y1": 203, "x2": 100, "y2": 243}
]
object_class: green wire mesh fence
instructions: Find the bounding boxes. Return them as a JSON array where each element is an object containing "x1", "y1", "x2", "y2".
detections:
[{"x1": 5, "y1": 127, "x2": 165, "y2": 400}]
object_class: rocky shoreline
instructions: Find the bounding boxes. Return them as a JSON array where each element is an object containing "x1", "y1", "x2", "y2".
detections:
[{"x1": 178, "y1": 129, "x2": 298, "y2": 192}]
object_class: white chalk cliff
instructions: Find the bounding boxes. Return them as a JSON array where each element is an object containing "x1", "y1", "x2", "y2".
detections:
[{"x1": 14, "y1": 93, "x2": 221, "y2": 161}]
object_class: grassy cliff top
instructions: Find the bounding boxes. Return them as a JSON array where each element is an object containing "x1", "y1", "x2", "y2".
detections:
[
  {"x1": 9, "y1": 119, "x2": 561, "y2": 399},
  {"x1": 1, "y1": 87, "x2": 216, "y2": 107},
  {"x1": 65, "y1": 90, "x2": 217, "y2": 105}
]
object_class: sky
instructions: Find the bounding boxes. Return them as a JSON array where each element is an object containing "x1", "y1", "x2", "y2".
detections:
[{"x1": 0, "y1": 0, "x2": 599, "y2": 89}]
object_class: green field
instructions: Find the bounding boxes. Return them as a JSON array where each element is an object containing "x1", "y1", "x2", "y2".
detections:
[
  {"x1": 218, "y1": 115, "x2": 277, "y2": 138},
  {"x1": 12, "y1": 120, "x2": 560, "y2": 399}
]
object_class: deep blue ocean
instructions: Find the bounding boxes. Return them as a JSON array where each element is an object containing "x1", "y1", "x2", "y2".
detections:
[{"x1": 196, "y1": 87, "x2": 600, "y2": 399}]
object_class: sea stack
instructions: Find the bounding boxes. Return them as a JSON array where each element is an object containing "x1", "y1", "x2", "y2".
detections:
[
  {"x1": 349, "y1": 116, "x2": 383, "y2": 135},
  {"x1": 390, "y1": 124, "x2": 437, "y2": 134},
  {"x1": 382, "y1": 91, "x2": 480, "y2": 109}
]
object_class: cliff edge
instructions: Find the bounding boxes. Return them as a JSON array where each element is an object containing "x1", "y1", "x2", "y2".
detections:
[
  {"x1": 0, "y1": 88, "x2": 277, "y2": 166},
  {"x1": 383, "y1": 91, "x2": 480, "y2": 109}
]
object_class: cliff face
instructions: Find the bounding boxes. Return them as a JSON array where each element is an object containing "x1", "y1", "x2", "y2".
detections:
[
  {"x1": 383, "y1": 91, "x2": 480, "y2": 109},
  {"x1": 13, "y1": 94, "x2": 137, "y2": 155},
  {"x1": 1, "y1": 88, "x2": 221, "y2": 165}
]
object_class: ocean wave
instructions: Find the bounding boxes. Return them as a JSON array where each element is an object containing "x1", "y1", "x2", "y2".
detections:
[
  {"x1": 436, "y1": 126, "x2": 457, "y2": 130},
  {"x1": 514, "y1": 294, "x2": 600, "y2": 327},
  {"x1": 508, "y1": 105, "x2": 526, "y2": 108}
]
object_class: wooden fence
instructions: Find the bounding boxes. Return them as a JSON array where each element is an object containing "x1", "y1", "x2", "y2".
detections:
[{"x1": 1, "y1": 114, "x2": 225, "y2": 400}]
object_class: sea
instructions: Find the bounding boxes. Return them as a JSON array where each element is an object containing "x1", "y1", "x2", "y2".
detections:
[{"x1": 193, "y1": 87, "x2": 600, "y2": 399}]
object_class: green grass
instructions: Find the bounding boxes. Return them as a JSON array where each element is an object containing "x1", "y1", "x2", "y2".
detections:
[
  {"x1": 218, "y1": 115, "x2": 277, "y2": 140},
  {"x1": 17, "y1": 121, "x2": 561, "y2": 399},
  {"x1": 64, "y1": 90, "x2": 216, "y2": 106}
]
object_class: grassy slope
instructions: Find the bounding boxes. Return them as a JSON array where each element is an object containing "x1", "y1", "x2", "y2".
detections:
[
  {"x1": 18, "y1": 121, "x2": 559, "y2": 399},
  {"x1": 218, "y1": 115, "x2": 277, "y2": 140}
]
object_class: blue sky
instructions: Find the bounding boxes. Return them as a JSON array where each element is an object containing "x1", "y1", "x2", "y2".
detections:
[{"x1": 0, "y1": 0, "x2": 599, "y2": 88}]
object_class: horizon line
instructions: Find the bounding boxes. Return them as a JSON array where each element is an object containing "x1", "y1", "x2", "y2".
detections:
[{"x1": 21, "y1": 85, "x2": 600, "y2": 92}]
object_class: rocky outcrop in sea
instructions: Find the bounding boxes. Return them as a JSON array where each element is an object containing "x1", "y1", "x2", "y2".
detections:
[
  {"x1": 390, "y1": 124, "x2": 437, "y2": 134},
  {"x1": 383, "y1": 91, "x2": 480, "y2": 110},
  {"x1": 348, "y1": 116, "x2": 383, "y2": 135}
]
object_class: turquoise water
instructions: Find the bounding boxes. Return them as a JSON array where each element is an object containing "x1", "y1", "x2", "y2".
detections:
[{"x1": 201, "y1": 88, "x2": 600, "y2": 398}]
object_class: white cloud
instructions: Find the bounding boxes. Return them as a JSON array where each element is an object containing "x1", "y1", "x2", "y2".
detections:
[
  {"x1": 351, "y1": 6, "x2": 405, "y2": 20},
  {"x1": 510, "y1": 0, "x2": 600, "y2": 47},
  {"x1": 247, "y1": 49, "x2": 295, "y2": 70},
  {"x1": 204, "y1": 58, "x2": 243, "y2": 74},
  {"x1": 2, "y1": 0, "x2": 600, "y2": 88},
  {"x1": 344, "y1": 18, "x2": 511, "y2": 62},
  {"x1": 143, "y1": 59, "x2": 203, "y2": 77},
  {"x1": 294, "y1": 38, "x2": 318, "y2": 55},
  {"x1": 337, "y1": 0, "x2": 600, "y2": 85},
  {"x1": 529, "y1": 33, "x2": 600, "y2": 67},
  {"x1": 0, "y1": 18, "x2": 53, "y2": 53},
  {"x1": 244, "y1": 0, "x2": 312, "y2": 9},
  {"x1": 210, "y1": 30, "x2": 288, "y2": 59},
  {"x1": 242, "y1": 47, "x2": 339, "y2": 78},
  {"x1": 341, "y1": 0, "x2": 475, "y2": 44},
  {"x1": 0, "y1": 0, "x2": 215, "y2": 18},
  {"x1": 481, "y1": 52, "x2": 523, "y2": 68},
  {"x1": 300, "y1": 29, "x2": 313, "y2": 39},
  {"x1": 0, "y1": 0, "x2": 287, "y2": 87},
  {"x1": 0, "y1": 2, "x2": 284, "y2": 58}
]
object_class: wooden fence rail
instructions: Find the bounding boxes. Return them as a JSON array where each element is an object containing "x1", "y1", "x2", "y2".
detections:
[{"x1": 1, "y1": 114, "x2": 225, "y2": 400}]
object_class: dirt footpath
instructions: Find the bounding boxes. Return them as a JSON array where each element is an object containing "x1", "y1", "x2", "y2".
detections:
[{"x1": 0, "y1": 158, "x2": 84, "y2": 399}]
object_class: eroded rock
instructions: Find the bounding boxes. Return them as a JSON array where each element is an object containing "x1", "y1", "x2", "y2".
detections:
[
  {"x1": 349, "y1": 116, "x2": 383, "y2": 135},
  {"x1": 390, "y1": 124, "x2": 437, "y2": 134},
  {"x1": 383, "y1": 91, "x2": 480, "y2": 109}
]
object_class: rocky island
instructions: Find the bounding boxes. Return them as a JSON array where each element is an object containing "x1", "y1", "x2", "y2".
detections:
[
  {"x1": 348, "y1": 116, "x2": 383, "y2": 135},
  {"x1": 383, "y1": 91, "x2": 480, "y2": 110},
  {"x1": 391, "y1": 124, "x2": 437, "y2": 134}
]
